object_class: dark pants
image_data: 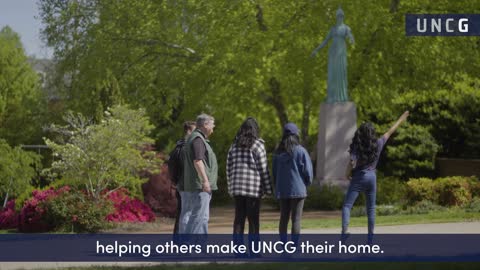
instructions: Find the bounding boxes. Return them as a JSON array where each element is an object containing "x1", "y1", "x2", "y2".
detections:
[
  {"x1": 279, "y1": 198, "x2": 305, "y2": 235},
  {"x1": 342, "y1": 170, "x2": 377, "y2": 235},
  {"x1": 233, "y1": 196, "x2": 261, "y2": 235},
  {"x1": 173, "y1": 190, "x2": 181, "y2": 234}
]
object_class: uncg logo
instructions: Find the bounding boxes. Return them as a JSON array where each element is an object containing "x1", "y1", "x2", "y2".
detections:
[
  {"x1": 406, "y1": 14, "x2": 480, "y2": 36},
  {"x1": 416, "y1": 18, "x2": 468, "y2": 33}
]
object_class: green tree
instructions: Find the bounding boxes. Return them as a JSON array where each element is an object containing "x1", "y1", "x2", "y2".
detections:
[
  {"x1": 392, "y1": 75, "x2": 480, "y2": 158},
  {"x1": 0, "y1": 139, "x2": 41, "y2": 207},
  {"x1": 378, "y1": 123, "x2": 440, "y2": 179},
  {"x1": 38, "y1": 0, "x2": 480, "y2": 186},
  {"x1": 44, "y1": 105, "x2": 161, "y2": 200},
  {"x1": 0, "y1": 26, "x2": 45, "y2": 145}
]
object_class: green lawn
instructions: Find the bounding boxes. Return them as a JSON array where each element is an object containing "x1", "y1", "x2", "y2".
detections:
[
  {"x1": 261, "y1": 209, "x2": 480, "y2": 230},
  {"x1": 50, "y1": 262, "x2": 480, "y2": 270}
]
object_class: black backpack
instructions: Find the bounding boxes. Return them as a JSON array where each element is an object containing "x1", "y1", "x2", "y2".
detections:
[{"x1": 167, "y1": 140, "x2": 185, "y2": 185}]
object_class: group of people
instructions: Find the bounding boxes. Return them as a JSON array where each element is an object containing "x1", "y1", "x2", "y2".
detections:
[{"x1": 168, "y1": 111, "x2": 409, "y2": 238}]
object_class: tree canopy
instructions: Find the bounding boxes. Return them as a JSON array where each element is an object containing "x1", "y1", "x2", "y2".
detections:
[
  {"x1": 0, "y1": 26, "x2": 45, "y2": 146},
  {"x1": 35, "y1": 0, "x2": 480, "y2": 181}
]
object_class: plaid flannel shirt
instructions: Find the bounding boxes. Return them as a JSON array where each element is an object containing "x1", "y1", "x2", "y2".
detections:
[{"x1": 226, "y1": 138, "x2": 273, "y2": 198}]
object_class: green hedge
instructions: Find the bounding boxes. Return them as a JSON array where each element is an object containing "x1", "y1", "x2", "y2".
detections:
[
  {"x1": 406, "y1": 176, "x2": 479, "y2": 206},
  {"x1": 304, "y1": 185, "x2": 345, "y2": 210}
]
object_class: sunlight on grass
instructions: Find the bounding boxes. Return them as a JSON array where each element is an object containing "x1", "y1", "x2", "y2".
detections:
[{"x1": 260, "y1": 209, "x2": 480, "y2": 230}]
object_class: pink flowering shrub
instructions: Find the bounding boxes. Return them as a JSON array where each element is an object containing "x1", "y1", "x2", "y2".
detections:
[
  {"x1": 3, "y1": 185, "x2": 154, "y2": 232},
  {"x1": 106, "y1": 188, "x2": 155, "y2": 222},
  {"x1": 18, "y1": 187, "x2": 70, "y2": 232},
  {"x1": 43, "y1": 190, "x2": 113, "y2": 232},
  {"x1": 0, "y1": 200, "x2": 19, "y2": 229}
]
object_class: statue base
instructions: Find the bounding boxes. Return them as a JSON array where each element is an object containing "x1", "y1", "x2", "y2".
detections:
[{"x1": 316, "y1": 102, "x2": 357, "y2": 187}]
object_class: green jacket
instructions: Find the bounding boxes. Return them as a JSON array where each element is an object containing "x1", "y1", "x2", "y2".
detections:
[{"x1": 183, "y1": 129, "x2": 218, "y2": 191}]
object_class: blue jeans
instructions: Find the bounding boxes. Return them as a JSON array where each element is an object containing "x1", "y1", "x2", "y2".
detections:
[
  {"x1": 179, "y1": 191, "x2": 211, "y2": 234},
  {"x1": 342, "y1": 170, "x2": 376, "y2": 235},
  {"x1": 178, "y1": 191, "x2": 191, "y2": 234}
]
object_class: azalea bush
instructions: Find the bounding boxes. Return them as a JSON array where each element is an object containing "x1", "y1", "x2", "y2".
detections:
[
  {"x1": 106, "y1": 188, "x2": 155, "y2": 223},
  {"x1": 18, "y1": 187, "x2": 69, "y2": 232},
  {"x1": 43, "y1": 190, "x2": 113, "y2": 232},
  {"x1": 1, "y1": 185, "x2": 156, "y2": 232},
  {"x1": 0, "y1": 200, "x2": 18, "y2": 229}
]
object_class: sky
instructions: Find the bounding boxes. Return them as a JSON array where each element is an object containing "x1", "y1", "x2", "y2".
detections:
[{"x1": 0, "y1": 0, "x2": 53, "y2": 59}]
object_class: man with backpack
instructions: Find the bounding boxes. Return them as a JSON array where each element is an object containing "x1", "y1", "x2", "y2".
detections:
[
  {"x1": 181, "y1": 114, "x2": 218, "y2": 234},
  {"x1": 168, "y1": 121, "x2": 196, "y2": 235}
]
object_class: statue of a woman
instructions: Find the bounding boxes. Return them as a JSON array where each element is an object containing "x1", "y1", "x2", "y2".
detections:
[{"x1": 311, "y1": 7, "x2": 354, "y2": 103}]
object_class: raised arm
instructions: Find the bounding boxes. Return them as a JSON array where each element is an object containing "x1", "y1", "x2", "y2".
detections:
[
  {"x1": 383, "y1": 111, "x2": 409, "y2": 140},
  {"x1": 311, "y1": 30, "x2": 332, "y2": 57}
]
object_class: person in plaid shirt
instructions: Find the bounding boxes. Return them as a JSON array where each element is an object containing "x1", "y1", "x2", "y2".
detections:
[{"x1": 227, "y1": 117, "x2": 273, "y2": 235}]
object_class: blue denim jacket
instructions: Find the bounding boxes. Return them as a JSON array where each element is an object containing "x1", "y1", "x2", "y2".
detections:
[{"x1": 273, "y1": 145, "x2": 313, "y2": 199}]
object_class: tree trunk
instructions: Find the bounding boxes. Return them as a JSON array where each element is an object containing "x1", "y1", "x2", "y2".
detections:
[
  {"x1": 390, "y1": 0, "x2": 400, "y2": 13},
  {"x1": 264, "y1": 77, "x2": 289, "y2": 129}
]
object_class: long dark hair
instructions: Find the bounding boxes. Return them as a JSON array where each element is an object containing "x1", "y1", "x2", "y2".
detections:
[
  {"x1": 234, "y1": 117, "x2": 260, "y2": 148},
  {"x1": 349, "y1": 122, "x2": 378, "y2": 165},
  {"x1": 276, "y1": 134, "x2": 300, "y2": 155}
]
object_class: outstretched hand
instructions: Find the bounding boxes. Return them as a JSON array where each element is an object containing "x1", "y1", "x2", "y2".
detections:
[
  {"x1": 400, "y1": 111, "x2": 409, "y2": 121},
  {"x1": 384, "y1": 110, "x2": 410, "y2": 139}
]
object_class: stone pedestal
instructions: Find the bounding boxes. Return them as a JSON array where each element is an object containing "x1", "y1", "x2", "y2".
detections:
[{"x1": 316, "y1": 102, "x2": 357, "y2": 187}]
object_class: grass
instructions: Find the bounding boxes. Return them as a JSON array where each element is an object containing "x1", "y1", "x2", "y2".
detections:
[
  {"x1": 260, "y1": 209, "x2": 480, "y2": 230},
  {"x1": 39, "y1": 262, "x2": 480, "y2": 270}
]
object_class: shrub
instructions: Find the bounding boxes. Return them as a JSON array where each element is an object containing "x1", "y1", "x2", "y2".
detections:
[
  {"x1": 466, "y1": 197, "x2": 480, "y2": 213},
  {"x1": 106, "y1": 188, "x2": 155, "y2": 222},
  {"x1": 405, "y1": 178, "x2": 438, "y2": 205},
  {"x1": 44, "y1": 105, "x2": 161, "y2": 200},
  {"x1": 141, "y1": 164, "x2": 177, "y2": 217},
  {"x1": 467, "y1": 177, "x2": 480, "y2": 198},
  {"x1": 0, "y1": 200, "x2": 18, "y2": 229},
  {"x1": 377, "y1": 205, "x2": 402, "y2": 216},
  {"x1": 18, "y1": 187, "x2": 69, "y2": 232},
  {"x1": 11, "y1": 185, "x2": 155, "y2": 233},
  {"x1": 43, "y1": 191, "x2": 113, "y2": 232},
  {"x1": 376, "y1": 176, "x2": 407, "y2": 205},
  {"x1": 406, "y1": 176, "x2": 479, "y2": 206},
  {"x1": 348, "y1": 205, "x2": 402, "y2": 217},
  {"x1": 304, "y1": 185, "x2": 344, "y2": 210},
  {"x1": 436, "y1": 176, "x2": 473, "y2": 206},
  {"x1": 403, "y1": 200, "x2": 445, "y2": 215},
  {"x1": 350, "y1": 206, "x2": 366, "y2": 217}
]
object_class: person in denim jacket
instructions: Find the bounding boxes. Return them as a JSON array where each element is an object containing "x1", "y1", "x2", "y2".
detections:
[{"x1": 273, "y1": 123, "x2": 313, "y2": 237}]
